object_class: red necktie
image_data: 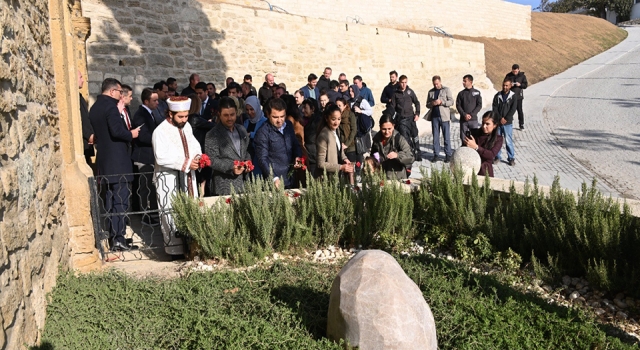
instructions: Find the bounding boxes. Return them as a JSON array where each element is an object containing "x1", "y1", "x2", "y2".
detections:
[{"x1": 122, "y1": 110, "x2": 131, "y2": 130}]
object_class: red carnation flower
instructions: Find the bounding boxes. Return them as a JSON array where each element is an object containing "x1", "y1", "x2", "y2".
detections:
[
  {"x1": 293, "y1": 192, "x2": 300, "y2": 198},
  {"x1": 302, "y1": 165, "x2": 307, "y2": 171},
  {"x1": 380, "y1": 181, "x2": 385, "y2": 186},
  {"x1": 225, "y1": 198, "x2": 232, "y2": 204},
  {"x1": 356, "y1": 162, "x2": 361, "y2": 168},
  {"x1": 354, "y1": 186, "x2": 361, "y2": 191},
  {"x1": 405, "y1": 179, "x2": 411, "y2": 185},
  {"x1": 199, "y1": 154, "x2": 211, "y2": 168},
  {"x1": 234, "y1": 160, "x2": 240, "y2": 167}
]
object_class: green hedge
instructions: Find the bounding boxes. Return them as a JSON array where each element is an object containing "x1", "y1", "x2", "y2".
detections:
[{"x1": 173, "y1": 168, "x2": 640, "y2": 293}]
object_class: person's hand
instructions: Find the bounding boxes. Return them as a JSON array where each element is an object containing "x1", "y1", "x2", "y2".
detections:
[
  {"x1": 414, "y1": 115, "x2": 419, "y2": 122},
  {"x1": 501, "y1": 118, "x2": 507, "y2": 125},
  {"x1": 387, "y1": 151, "x2": 398, "y2": 159},
  {"x1": 117, "y1": 99, "x2": 125, "y2": 113},
  {"x1": 354, "y1": 106, "x2": 362, "y2": 113},
  {"x1": 515, "y1": 82, "x2": 521, "y2": 87},
  {"x1": 433, "y1": 100, "x2": 441, "y2": 106},
  {"x1": 342, "y1": 143, "x2": 348, "y2": 150},
  {"x1": 189, "y1": 158, "x2": 199, "y2": 170},
  {"x1": 233, "y1": 166, "x2": 244, "y2": 175},
  {"x1": 340, "y1": 163, "x2": 354, "y2": 173},
  {"x1": 344, "y1": 158, "x2": 351, "y2": 165},
  {"x1": 131, "y1": 127, "x2": 140, "y2": 138},
  {"x1": 274, "y1": 178, "x2": 281, "y2": 189},
  {"x1": 465, "y1": 114, "x2": 471, "y2": 121},
  {"x1": 88, "y1": 134, "x2": 94, "y2": 145},
  {"x1": 465, "y1": 135, "x2": 477, "y2": 149}
]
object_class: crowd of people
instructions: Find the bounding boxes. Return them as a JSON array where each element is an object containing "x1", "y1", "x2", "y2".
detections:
[{"x1": 79, "y1": 65, "x2": 528, "y2": 254}]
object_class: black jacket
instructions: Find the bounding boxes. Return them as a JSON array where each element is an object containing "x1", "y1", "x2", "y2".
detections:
[
  {"x1": 131, "y1": 105, "x2": 159, "y2": 165},
  {"x1": 455, "y1": 88, "x2": 483, "y2": 122},
  {"x1": 80, "y1": 93, "x2": 94, "y2": 157},
  {"x1": 492, "y1": 91, "x2": 517, "y2": 124},
  {"x1": 258, "y1": 82, "x2": 274, "y2": 106},
  {"x1": 380, "y1": 82, "x2": 397, "y2": 107},
  {"x1": 390, "y1": 86, "x2": 420, "y2": 119},
  {"x1": 317, "y1": 76, "x2": 330, "y2": 94},
  {"x1": 188, "y1": 114, "x2": 215, "y2": 153},
  {"x1": 180, "y1": 86, "x2": 196, "y2": 97},
  {"x1": 504, "y1": 71, "x2": 528, "y2": 99},
  {"x1": 200, "y1": 97, "x2": 217, "y2": 121},
  {"x1": 89, "y1": 94, "x2": 133, "y2": 181}
]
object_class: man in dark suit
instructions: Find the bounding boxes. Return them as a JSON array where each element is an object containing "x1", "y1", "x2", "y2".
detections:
[
  {"x1": 78, "y1": 70, "x2": 94, "y2": 167},
  {"x1": 89, "y1": 78, "x2": 140, "y2": 251},
  {"x1": 152, "y1": 81, "x2": 169, "y2": 124},
  {"x1": 180, "y1": 73, "x2": 200, "y2": 96},
  {"x1": 195, "y1": 82, "x2": 216, "y2": 121},
  {"x1": 131, "y1": 88, "x2": 160, "y2": 226}
]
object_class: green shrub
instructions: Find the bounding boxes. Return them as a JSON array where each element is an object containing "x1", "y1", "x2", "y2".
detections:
[
  {"x1": 297, "y1": 172, "x2": 355, "y2": 248},
  {"x1": 352, "y1": 171, "x2": 415, "y2": 251}
]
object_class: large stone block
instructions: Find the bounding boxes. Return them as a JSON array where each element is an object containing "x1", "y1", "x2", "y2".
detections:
[
  {"x1": 147, "y1": 54, "x2": 175, "y2": 67},
  {"x1": 327, "y1": 250, "x2": 437, "y2": 349}
]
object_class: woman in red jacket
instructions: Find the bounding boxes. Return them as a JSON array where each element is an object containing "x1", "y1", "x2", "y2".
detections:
[{"x1": 464, "y1": 111, "x2": 503, "y2": 177}]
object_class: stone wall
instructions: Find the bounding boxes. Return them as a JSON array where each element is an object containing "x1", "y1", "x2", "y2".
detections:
[
  {"x1": 0, "y1": 0, "x2": 70, "y2": 347},
  {"x1": 219, "y1": 0, "x2": 532, "y2": 40},
  {"x1": 82, "y1": 0, "x2": 496, "y2": 116},
  {"x1": 0, "y1": 0, "x2": 100, "y2": 347}
]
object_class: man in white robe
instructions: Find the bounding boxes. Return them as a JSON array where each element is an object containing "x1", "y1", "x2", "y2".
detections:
[{"x1": 152, "y1": 97, "x2": 202, "y2": 255}]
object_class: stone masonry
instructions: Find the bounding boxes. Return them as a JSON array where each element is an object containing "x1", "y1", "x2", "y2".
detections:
[
  {"x1": 82, "y1": 0, "x2": 496, "y2": 115},
  {"x1": 0, "y1": 0, "x2": 69, "y2": 348},
  {"x1": 219, "y1": 0, "x2": 532, "y2": 40}
]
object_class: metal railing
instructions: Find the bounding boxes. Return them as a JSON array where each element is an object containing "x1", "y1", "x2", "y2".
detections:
[{"x1": 88, "y1": 171, "x2": 184, "y2": 262}]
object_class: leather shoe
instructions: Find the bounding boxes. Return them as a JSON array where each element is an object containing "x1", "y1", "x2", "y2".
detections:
[
  {"x1": 508, "y1": 159, "x2": 516, "y2": 166},
  {"x1": 493, "y1": 158, "x2": 501, "y2": 165},
  {"x1": 111, "y1": 241, "x2": 139, "y2": 252},
  {"x1": 430, "y1": 156, "x2": 438, "y2": 163},
  {"x1": 519, "y1": 125, "x2": 524, "y2": 130},
  {"x1": 444, "y1": 156, "x2": 451, "y2": 163}
]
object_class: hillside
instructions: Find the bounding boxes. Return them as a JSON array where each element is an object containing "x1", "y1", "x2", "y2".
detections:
[{"x1": 460, "y1": 13, "x2": 628, "y2": 90}]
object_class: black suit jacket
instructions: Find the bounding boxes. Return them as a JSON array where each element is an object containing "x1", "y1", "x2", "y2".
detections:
[
  {"x1": 201, "y1": 97, "x2": 218, "y2": 121},
  {"x1": 89, "y1": 94, "x2": 133, "y2": 181},
  {"x1": 131, "y1": 105, "x2": 159, "y2": 165},
  {"x1": 80, "y1": 93, "x2": 94, "y2": 156}
]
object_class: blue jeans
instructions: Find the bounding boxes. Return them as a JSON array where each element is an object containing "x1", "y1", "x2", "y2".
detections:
[
  {"x1": 431, "y1": 117, "x2": 452, "y2": 157},
  {"x1": 497, "y1": 124, "x2": 515, "y2": 161}
]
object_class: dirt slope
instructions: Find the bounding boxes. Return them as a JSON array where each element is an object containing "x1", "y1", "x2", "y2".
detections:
[{"x1": 460, "y1": 13, "x2": 628, "y2": 90}]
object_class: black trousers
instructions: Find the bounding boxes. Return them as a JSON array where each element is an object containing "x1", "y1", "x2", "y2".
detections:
[
  {"x1": 395, "y1": 119, "x2": 421, "y2": 161},
  {"x1": 516, "y1": 98, "x2": 524, "y2": 126},
  {"x1": 105, "y1": 180, "x2": 130, "y2": 244}
]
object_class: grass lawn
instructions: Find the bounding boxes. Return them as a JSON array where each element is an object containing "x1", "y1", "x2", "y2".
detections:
[{"x1": 36, "y1": 255, "x2": 637, "y2": 349}]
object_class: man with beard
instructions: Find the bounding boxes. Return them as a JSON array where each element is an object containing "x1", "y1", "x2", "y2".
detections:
[
  {"x1": 380, "y1": 70, "x2": 399, "y2": 108},
  {"x1": 152, "y1": 96, "x2": 204, "y2": 256}
]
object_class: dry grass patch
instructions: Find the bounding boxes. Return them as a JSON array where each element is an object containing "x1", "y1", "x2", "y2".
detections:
[{"x1": 460, "y1": 13, "x2": 628, "y2": 89}]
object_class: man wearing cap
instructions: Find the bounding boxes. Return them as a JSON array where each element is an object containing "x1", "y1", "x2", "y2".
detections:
[
  {"x1": 504, "y1": 64, "x2": 528, "y2": 130},
  {"x1": 152, "y1": 96, "x2": 204, "y2": 256}
]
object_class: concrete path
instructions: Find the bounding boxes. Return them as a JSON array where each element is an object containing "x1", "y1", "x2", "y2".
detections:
[{"x1": 413, "y1": 26, "x2": 640, "y2": 200}]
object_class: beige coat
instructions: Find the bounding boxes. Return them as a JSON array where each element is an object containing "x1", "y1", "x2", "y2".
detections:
[
  {"x1": 315, "y1": 126, "x2": 347, "y2": 177},
  {"x1": 425, "y1": 86, "x2": 454, "y2": 122}
]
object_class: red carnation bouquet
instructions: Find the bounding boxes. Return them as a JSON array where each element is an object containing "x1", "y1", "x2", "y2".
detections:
[
  {"x1": 199, "y1": 154, "x2": 211, "y2": 168},
  {"x1": 295, "y1": 156, "x2": 307, "y2": 171},
  {"x1": 234, "y1": 160, "x2": 255, "y2": 172}
]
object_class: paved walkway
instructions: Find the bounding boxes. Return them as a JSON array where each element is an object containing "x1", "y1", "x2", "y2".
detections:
[{"x1": 413, "y1": 26, "x2": 640, "y2": 200}]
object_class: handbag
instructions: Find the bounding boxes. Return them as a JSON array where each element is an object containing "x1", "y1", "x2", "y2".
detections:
[{"x1": 355, "y1": 131, "x2": 372, "y2": 155}]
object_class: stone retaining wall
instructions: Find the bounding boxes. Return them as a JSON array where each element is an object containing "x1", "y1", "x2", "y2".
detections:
[
  {"x1": 82, "y1": 0, "x2": 496, "y2": 116},
  {"x1": 219, "y1": 0, "x2": 532, "y2": 40}
]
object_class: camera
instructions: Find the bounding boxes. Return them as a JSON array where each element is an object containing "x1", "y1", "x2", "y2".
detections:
[{"x1": 465, "y1": 130, "x2": 471, "y2": 138}]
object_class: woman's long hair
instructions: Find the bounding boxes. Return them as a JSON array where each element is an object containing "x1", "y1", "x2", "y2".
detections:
[
  {"x1": 187, "y1": 93, "x2": 201, "y2": 116},
  {"x1": 480, "y1": 111, "x2": 500, "y2": 150},
  {"x1": 282, "y1": 94, "x2": 300, "y2": 121},
  {"x1": 336, "y1": 97, "x2": 351, "y2": 113}
]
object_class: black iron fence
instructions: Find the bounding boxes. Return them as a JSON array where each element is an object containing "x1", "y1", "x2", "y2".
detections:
[{"x1": 88, "y1": 171, "x2": 185, "y2": 261}]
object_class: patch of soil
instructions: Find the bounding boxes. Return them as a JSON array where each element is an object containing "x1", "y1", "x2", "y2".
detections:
[{"x1": 458, "y1": 12, "x2": 628, "y2": 90}]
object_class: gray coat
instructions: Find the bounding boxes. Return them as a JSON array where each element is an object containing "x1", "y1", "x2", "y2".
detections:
[
  {"x1": 204, "y1": 123, "x2": 251, "y2": 195},
  {"x1": 425, "y1": 86, "x2": 454, "y2": 122}
]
